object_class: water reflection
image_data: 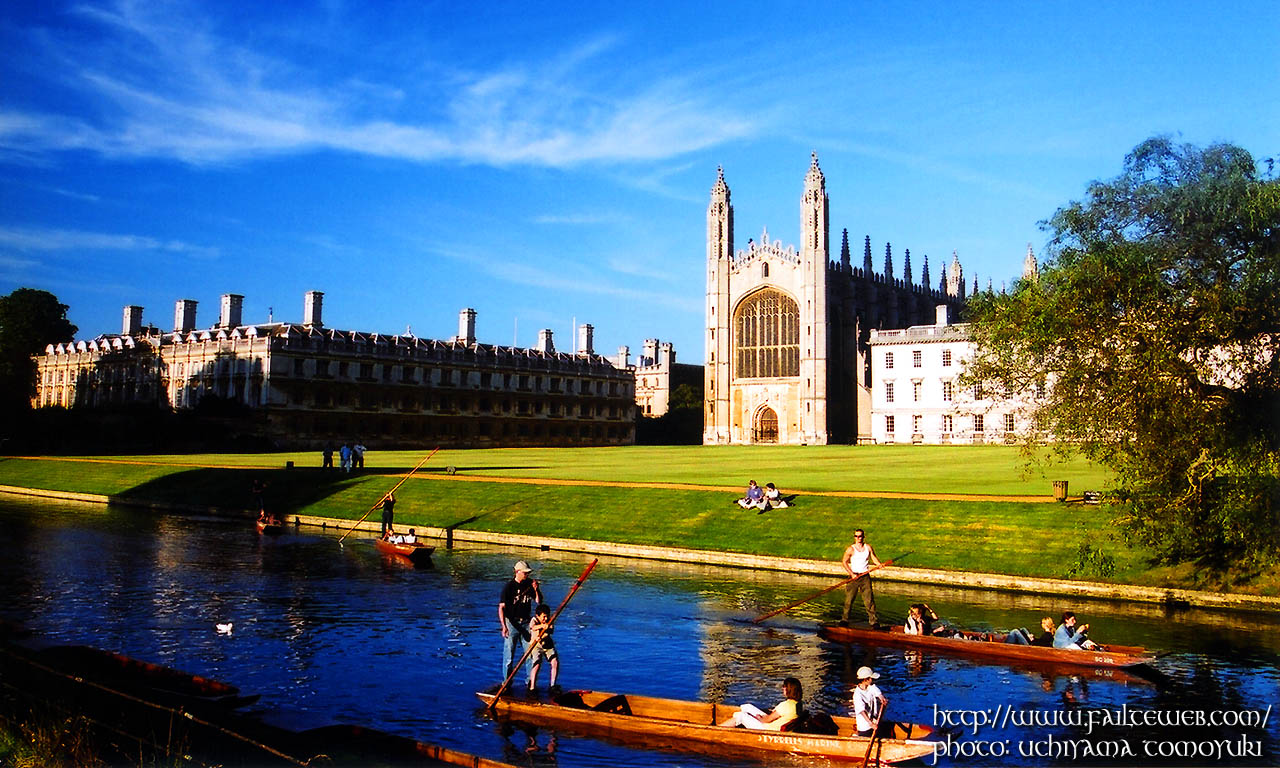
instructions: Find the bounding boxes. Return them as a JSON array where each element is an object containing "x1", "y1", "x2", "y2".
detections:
[{"x1": 0, "y1": 494, "x2": 1277, "y2": 767}]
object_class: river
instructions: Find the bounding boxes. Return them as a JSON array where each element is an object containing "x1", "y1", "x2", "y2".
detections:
[{"x1": 1, "y1": 494, "x2": 1276, "y2": 767}]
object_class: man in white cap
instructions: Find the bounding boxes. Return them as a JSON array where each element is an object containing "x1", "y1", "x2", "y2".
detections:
[
  {"x1": 498, "y1": 560, "x2": 543, "y2": 684},
  {"x1": 853, "y1": 666, "x2": 887, "y2": 737}
]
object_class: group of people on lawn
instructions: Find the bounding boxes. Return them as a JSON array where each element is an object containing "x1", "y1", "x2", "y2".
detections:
[{"x1": 735, "y1": 479, "x2": 788, "y2": 511}]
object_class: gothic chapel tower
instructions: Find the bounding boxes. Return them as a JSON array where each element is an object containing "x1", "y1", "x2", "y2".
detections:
[
  {"x1": 704, "y1": 167, "x2": 733, "y2": 443},
  {"x1": 703, "y1": 155, "x2": 830, "y2": 445}
]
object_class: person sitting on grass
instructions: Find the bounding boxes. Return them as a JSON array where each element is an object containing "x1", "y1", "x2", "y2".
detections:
[
  {"x1": 763, "y1": 483, "x2": 788, "y2": 510},
  {"x1": 528, "y1": 604, "x2": 560, "y2": 693},
  {"x1": 718, "y1": 677, "x2": 803, "y2": 731},
  {"x1": 737, "y1": 480, "x2": 766, "y2": 510}
]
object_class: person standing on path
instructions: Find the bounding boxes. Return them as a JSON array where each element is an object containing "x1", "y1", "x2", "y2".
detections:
[
  {"x1": 353, "y1": 441, "x2": 366, "y2": 470},
  {"x1": 499, "y1": 560, "x2": 543, "y2": 683},
  {"x1": 841, "y1": 528, "x2": 881, "y2": 627}
]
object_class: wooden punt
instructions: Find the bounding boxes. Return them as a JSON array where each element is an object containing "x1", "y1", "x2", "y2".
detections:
[
  {"x1": 820, "y1": 623, "x2": 1156, "y2": 669},
  {"x1": 375, "y1": 537, "x2": 435, "y2": 566},
  {"x1": 477, "y1": 688, "x2": 938, "y2": 763}
]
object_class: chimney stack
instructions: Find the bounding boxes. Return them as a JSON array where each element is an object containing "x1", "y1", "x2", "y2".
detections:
[
  {"x1": 577, "y1": 323, "x2": 594, "y2": 355},
  {"x1": 457, "y1": 308, "x2": 476, "y2": 345},
  {"x1": 123, "y1": 305, "x2": 143, "y2": 336},
  {"x1": 536, "y1": 329, "x2": 554, "y2": 353},
  {"x1": 615, "y1": 345, "x2": 630, "y2": 368},
  {"x1": 220, "y1": 294, "x2": 244, "y2": 329},
  {"x1": 174, "y1": 299, "x2": 198, "y2": 333},
  {"x1": 303, "y1": 290, "x2": 323, "y2": 327}
]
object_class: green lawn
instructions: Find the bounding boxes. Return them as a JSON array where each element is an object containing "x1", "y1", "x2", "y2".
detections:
[
  {"x1": 0, "y1": 446, "x2": 1147, "y2": 586},
  {"x1": 22, "y1": 444, "x2": 1110, "y2": 496}
]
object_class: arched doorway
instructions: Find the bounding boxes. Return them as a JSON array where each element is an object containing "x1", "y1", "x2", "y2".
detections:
[{"x1": 753, "y1": 406, "x2": 779, "y2": 444}]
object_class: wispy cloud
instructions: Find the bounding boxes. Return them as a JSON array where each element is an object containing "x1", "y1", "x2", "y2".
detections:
[
  {"x1": 0, "y1": 226, "x2": 218, "y2": 258},
  {"x1": 430, "y1": 244, "x2": 700, "y2": 314},
  {"x1": 0, "y1": 1, "x2": 758, "y2": 168},
  {"x1": 529, "y1": 213, "x2": 628, "y2": 226}
]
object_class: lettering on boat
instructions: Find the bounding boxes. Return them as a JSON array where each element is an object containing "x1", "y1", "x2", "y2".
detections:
[{"x1": 757, "y1": 734, "x2": 842, "y2": 749}]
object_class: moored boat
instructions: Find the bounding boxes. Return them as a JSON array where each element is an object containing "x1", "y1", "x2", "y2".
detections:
[
  {"x1": 820, "y1": 623, "x2": 1156, "y2": 669},
  {"x1": 375, "y1": 537, "x2": 435, "y2": 566},
  {"x1": 477, "y1": 687, "x2": 937, "y2": 763}
]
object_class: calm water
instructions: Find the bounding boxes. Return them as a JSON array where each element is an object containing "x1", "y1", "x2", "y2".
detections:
[{"x1": 1, "y1": 494, "x2": 1277, "y2": 767}]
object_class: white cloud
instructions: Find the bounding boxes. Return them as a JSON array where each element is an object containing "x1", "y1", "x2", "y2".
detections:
[
  {"x1": 0, "y1": 2, "x2": 758, "y2": 168},
  {"x1": 0, "y1": 226, "x2": 218, "y2": 258}
]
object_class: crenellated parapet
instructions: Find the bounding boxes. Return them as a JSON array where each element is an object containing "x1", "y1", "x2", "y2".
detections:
[{"x1": 732, "y1": 226, "x2": 801, "y2": 271}]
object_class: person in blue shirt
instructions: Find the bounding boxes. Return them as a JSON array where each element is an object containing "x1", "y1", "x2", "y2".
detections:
[
  {"x1": 736, "y1": 480, "x2": 766, "y2": 510},
  {"x1": 1053, "y1": 611, "x2": 1099, "y2": 650}
]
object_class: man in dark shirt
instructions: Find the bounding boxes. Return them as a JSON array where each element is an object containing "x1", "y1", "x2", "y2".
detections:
[
  {"x1": 499, "y1": 560, "x2": 543, "y2": 683},
  {"x1": 377, "y1": 492, "x2": 396, "y2": 539}
]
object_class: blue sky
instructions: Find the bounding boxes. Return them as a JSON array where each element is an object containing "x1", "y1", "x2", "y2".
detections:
[{"x1": 2, "y1": 1, "x2": 1276, "y2": 364}]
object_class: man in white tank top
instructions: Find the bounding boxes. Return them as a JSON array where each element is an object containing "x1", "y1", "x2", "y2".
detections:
[{"x1": 841, "y1": 529, "x2": 881, "y2": 626}]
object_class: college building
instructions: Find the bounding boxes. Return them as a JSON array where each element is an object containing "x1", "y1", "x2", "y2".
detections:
[
  {"x1": 32, "y1": 291, "x2": 636, "y2": 448},
  {"x1": 704, "y1": 154, "x2": 976, "y2": 444}
]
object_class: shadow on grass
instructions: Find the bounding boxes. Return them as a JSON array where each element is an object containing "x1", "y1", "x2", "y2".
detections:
[{"x1": 110, "y1": 467, "x2": 392, "y2": 516}]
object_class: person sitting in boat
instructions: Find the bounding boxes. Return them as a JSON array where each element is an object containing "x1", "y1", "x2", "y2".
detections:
[
  {"x1": 718, "y1": 677, "x2": 803, "y2": 731},
  {"x1": 763, "y1": 483, "x2": 788, "y2": 509},
  {"x1": 852, "y1": 667, "x2": 887, "y2": 737},
  {"x1": 736, "y1": 480, "x2": 766, "y2": 510},
  {"x1": 402, "y1": 528, "x2": 417, "y2": 544},
  {"x1": 903, "y1": 603, "x2": 957, "y2": 637},
  {"x1": 1005, "y1": 616, "x2": 1057, "y2": 646},
  {"x1": 1053, "y1": 611, "x2": 1099, "y2": 650},
  {"x1": 527, "y1": 604, "x2": 559, "y2": 693}
]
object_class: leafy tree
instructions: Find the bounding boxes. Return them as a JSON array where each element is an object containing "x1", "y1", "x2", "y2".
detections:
[
  {"x1": 0, "y1": 288, "x2": 77, "y2": 413},
  {"x1": 965, "y1": 138, "x2": 1279, "y2": 568}
]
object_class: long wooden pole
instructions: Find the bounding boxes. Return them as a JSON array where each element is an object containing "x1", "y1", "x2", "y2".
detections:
[
  {"x1": 751, "y1": 554, "x2": 909, "y2": 624},
  {"x1": 338, "y1": 447, "x2": 439, "y2": 544},
  {"x1": 488, "y1": 558, "x2": 599, "y2": 712},
  {"x1": 861, "y1": 701, "x2": 887, "y2": 768}
]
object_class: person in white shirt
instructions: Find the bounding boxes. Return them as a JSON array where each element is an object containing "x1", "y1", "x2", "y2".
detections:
[
  {"x1": 841, "y1": 529, "x2": 881, "y2": 627},
  {"x1": 852, "y1": 666, "x2": 887, "y2": 737}
]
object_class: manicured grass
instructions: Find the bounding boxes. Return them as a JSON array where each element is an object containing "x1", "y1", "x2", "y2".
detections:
[
  {"x1": 0, "y1": 449, "x2": 1143, "y2": 585},
  {"x1": 6, "y1": 444, "x2": 1112, "y2": 496}
]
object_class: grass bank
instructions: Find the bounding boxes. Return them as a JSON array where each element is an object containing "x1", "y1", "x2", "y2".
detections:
[
  {"x1": 8, "y1": 445, "x2": 1277, "y2": 595},
  {"x1": 1, "y1": 447, "x2": 1145, "y2": 583}
]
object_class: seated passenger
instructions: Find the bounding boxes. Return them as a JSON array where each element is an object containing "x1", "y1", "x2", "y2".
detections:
[
  {"x1": 737, "y1": 480, "x2": 766, "y2": 510},
  {"x1": 403, "y1": 528, "x2": 417, "y2": 544},
  {"x1": 718, "y1": 677, "x2": 803, "y2": 731},
  {"x1": 1006, "y1": 616, "x2": 1056, "y2": 645},
  {"x1": 1053, "y1": 611, "x2": 1099, "y2": 650},
  {"x1": 904, "y1": 603, "x2": 954, "y2": 636}
]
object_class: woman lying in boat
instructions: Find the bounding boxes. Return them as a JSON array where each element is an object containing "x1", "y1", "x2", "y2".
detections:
[
  {"x1": 1005, "y1": 616, "x2": 1057, "y2": 646},
  {"x1": 718, "y1": 677, "x2": 802, "y2": 731}
]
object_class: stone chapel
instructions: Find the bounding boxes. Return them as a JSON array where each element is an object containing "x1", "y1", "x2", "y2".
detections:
[{"x1": 704, "y1": 154, "x2": 970, "y2": 444}]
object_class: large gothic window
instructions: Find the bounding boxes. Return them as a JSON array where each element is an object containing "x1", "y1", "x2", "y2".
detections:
[{"x1": 734, "y1": 289, "x2": 800, "y2": 378}]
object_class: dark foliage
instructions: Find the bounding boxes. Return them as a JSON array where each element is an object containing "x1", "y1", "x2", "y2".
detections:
[{"x1": 965, "y1": 138, "x2": 1280, "y2": 568}]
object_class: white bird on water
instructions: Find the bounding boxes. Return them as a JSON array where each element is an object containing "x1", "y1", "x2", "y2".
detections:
[{"x1": 215, "y1": 622, "x2": 233, "y2": 635}]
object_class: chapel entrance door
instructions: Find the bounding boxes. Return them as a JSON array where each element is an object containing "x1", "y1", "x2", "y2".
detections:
[{"x1": 753, "y1": 406, "x2": 779, "y2": 444}]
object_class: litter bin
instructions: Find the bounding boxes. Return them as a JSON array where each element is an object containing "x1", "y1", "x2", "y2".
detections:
[{"x1": 1052, "y1": 480, "x2": 1068, "y2": 502}]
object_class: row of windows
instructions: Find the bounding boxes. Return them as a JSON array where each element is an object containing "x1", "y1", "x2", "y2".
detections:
[
  {"x1": 885, "y1": 380, "x2": 961, "y2": 403},
  {"x1": 288, "y1": 359, "x2": 627, "y2": 396},
  {"x1": 884, "y1": 349, "x2": 953, "y2": 370},
  {"x1": 884, "y1": 413, "x2": 1016, "y2": 434}
]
